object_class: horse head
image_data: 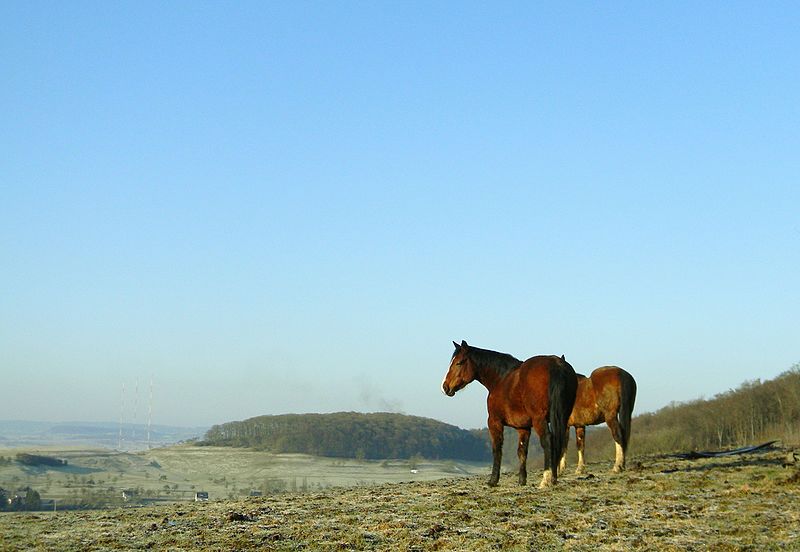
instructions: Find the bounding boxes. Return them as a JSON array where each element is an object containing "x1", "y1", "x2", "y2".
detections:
[{"x1": 442, "y1": 340, "x2": 477, "y2": 396}]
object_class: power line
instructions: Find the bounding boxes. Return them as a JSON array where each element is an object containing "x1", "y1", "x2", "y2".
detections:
[
  {"x1": 118, "y1": 383, "x2": 125, "y2": 451},
  {"x1": 147, "y1": 377, "x2": 153, "y2": 450}
]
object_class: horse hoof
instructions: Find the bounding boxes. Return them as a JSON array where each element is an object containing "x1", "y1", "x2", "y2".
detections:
[{"x1": 487, "y1": 480, "x2": 499, "y2": 487}]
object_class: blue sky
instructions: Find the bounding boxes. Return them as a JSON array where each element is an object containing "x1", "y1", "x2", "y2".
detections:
[{"x1": 2, "y1": 2, "x2": 798, "y2": 430}]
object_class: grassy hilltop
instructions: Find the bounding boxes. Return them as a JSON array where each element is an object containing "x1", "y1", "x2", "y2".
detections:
[{"x1": 2, "y1": 447, "x2": 799, "y2": 551}]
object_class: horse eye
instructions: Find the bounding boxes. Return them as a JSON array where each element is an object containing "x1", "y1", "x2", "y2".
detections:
[{"x1": 456, "y1": 360, "x2": 465, "y2": 366}]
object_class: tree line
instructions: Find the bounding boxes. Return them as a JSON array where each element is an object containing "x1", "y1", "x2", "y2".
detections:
[
  {"x1": 584, "y1": 363, "x2": 800, "y2": 460},
  {"x1": 201, "y1": 412, "x2": 491, "y2": 461},
  {"x1": 14, "y1": 453, "x2": 67, "y2": 467}
]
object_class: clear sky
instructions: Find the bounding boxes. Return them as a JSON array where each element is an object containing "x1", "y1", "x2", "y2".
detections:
[{"x1": 2, "y1": 2, "x2": 798, "y2": 430}]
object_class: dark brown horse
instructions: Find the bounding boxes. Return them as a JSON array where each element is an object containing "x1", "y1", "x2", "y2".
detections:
[
  {"x1": 442, "y1": 340, "x2": 578, "y2": 487},
  {"x1": 559, "y1": 366, "x2": 637, "y2": 474}
]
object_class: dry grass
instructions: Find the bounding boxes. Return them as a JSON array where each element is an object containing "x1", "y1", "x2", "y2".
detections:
[{"x1": 2, "y1": 448, "x2": 799, "y2": 551}]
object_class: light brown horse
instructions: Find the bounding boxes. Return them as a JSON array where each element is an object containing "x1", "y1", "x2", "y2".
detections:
[
  {"x1": 559, "y1": 366, "x2": 637, "y2": 474},
  {"x1": 442, "y1": 340, "x2": 577, "y2": 487}
]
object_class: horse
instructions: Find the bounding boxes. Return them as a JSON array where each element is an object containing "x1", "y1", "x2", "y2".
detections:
[
  {"x1": 442, "y1": 340, "x2": 578, "y2": 488},
  {"x1": 559, "y1": 366, "x2": 637, "y2": 474}
]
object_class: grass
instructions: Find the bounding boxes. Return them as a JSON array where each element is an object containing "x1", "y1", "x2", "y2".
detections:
[{"x1": 1, "y1": 446, "x2": 798, "y2": 550}]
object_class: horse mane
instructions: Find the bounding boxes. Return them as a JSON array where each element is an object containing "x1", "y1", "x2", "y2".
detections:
[{"x1": 467, "y1": 345, "x2": 522, "y2": 378}]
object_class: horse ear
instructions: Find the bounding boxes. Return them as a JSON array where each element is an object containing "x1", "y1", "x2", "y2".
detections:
[
  {"x1": 453, "y1": 341, "x2": 460, "y2": 349},
  {"x1": 561, "y1": 354, "x2": 566, "y2": 361},
  {"x1": 461, "y1": 340, "x2": 469, "y2": 349}
]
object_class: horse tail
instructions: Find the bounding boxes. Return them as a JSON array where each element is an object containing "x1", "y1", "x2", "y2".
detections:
[
  {"x1": 618, "y1": 369, "x2": 637, "y2": 452},
  {"x1": 549, "y1": 359, "x2": 578, "y2": 481}
]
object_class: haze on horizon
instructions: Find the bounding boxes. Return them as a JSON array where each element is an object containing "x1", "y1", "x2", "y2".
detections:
[{"x1": 2, "y1": 3, "x2": 798, "y2": 431}]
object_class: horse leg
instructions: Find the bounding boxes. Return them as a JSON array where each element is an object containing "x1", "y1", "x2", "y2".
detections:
[
  {"x1": 533, "y1": 418, "x2": 553, "y2": 488},
  {"x1": 516, "y1": 428, "x2": 530, "y2": 486},
  {"x1": 606, "y1": 416, "x2": 625, "y2": 473},
  {"x1": 488, "y1": 418, "x2": 504, "y2": 487},
  {"x1": 575, "y1": 426, "x2": 586, "y2": 474},
  {"x1": 558, "y1": 427, "x2": 569, "y2": 474}
]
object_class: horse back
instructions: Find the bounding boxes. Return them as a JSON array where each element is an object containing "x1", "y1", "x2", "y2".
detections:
[
  {"x1": 590, "y1": 365, "x2": 632, "y2": 412},
  {"x1": 488, "y1": 355, "x2": 568, "y2": 427}
]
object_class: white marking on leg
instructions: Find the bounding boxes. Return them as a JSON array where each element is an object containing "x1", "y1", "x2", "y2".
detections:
[
  {"x1": 613, "y1": 442, "x2": 624, "y2": 472},
  {"x1": 577, "y1": 449, "x2": 585, "y2": 474},
  {"x1": 538, "y1": 469, "x2": 553, "y2": 488}
]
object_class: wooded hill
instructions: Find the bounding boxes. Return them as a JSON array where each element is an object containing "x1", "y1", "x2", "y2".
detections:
[
  {"x1": 200, "y1": 412, "x2": 491, "y2": 461},
  {"x1": 585, "y1": 363, "x2": 800, "y2": 460}
]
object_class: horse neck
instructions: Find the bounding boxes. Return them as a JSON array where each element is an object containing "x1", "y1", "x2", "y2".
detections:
[
  {"x1": 472, "y1": 353, "x2": 519, "y2": 391},
  {"x1": 474, "y1": 366, "x2": 501, "y2": 391}
]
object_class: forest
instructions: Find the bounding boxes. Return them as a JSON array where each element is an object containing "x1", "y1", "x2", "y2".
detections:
[{"x1": 200, "y1": 412, "x2": 491, "y2": 461}]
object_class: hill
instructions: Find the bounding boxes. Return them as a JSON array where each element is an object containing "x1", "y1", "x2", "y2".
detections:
[
  {"x1": 200, "y1": 412, "x2": 490, "y2": 461},
  {"x1": 2, "y1": 447, "x2": 798, "y2": 551}
]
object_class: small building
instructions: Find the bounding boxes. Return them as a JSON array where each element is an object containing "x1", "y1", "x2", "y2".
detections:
[
  {"x1": 122, "y1": 489, "x2": 137, "y2": 502},
  {"x1": 194, "y1": 491, "x2": 209, "y2": 502}
]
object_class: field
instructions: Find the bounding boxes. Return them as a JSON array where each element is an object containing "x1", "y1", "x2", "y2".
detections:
[
  {"x1": 2, "y1": 445, "x2": 798, "y2": 550},
  {"x1": 0, "y1": 445, "x2": 485, "y2": 507}
]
